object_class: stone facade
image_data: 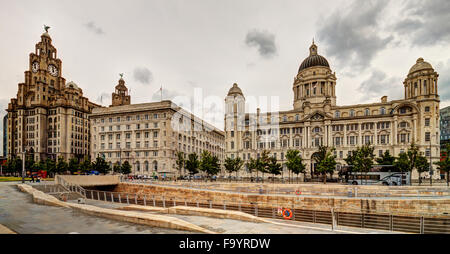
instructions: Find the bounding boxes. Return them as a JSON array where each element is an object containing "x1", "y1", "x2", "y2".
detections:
[
  {"x1": 90, "y1": 85, "x2": 225, "y2": 177},
  {"x1": 225, "y1": 42, "x2": 441, "y2": 180},
  {"x1": 6, "y1": 30, "x2": 100, "y2": 161}
]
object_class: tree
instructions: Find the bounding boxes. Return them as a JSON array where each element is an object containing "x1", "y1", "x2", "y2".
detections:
[
  {"x1": 246, "y1": 158, "x2": 258, "y2": 181},
  {"x1": 79, "y1": 157, "x2": 92, "y2": 174},
  {"x1": 92, "y1": 157, "x2": 111, "y2": 174},
  {"x1": 68, "y1": 157, "x2": 80, "y2": 175},
  {"x1": 224, "y1": 157, "x2": 244, "y2": 181},
  {"x1": 113, "y1": 162, "x2": 122, "y2": 175},
  {"x1": 31, "y1": 160, "x2": 45, "y2": 172},
  {"x1": 45, "y1": 158, "x2": 56, "y2": 177},
  {"x1": 176, "y1": 152, "x2": 185, "y2": 178},
  {"x1": 199, "y1": 151, "x2": 221, "y2": 179},
  {"x1": 121, "y1": 161, "x2": 132, "y2": 175},
  {"x1": 186, "y1": 153, "x2": 200, "y2": 178},
  {"x1": 393, "y1": 143, "x2": 420, "y2": 185},
  {"x1": 285, "y1": 150, "x2": 306, "y2": 183},
  {"x1": 256, "y1": 150, "x2": 270, "y2": 183},
  {"x1": 55, "y1": 157, "x2": 69, "y2": 175},
  {"x1": 353, "y1": 145, "x2": 375, "y2": 185},
  {"x1": 376, "y1": 150, "x2": 396, "y2": 167},
  {"x1": 315, "y1": 146, "x2": 337, "y2": 184},
  {"x1": 267, "y1": 156, "x2": 282, "y2": 183},
  {"x1": 416, "y1": 155, "x2": 429, "y2": 185},
  {"x1": 434, "y1": 144, "x2": 450, "y2": 186},
  {"x1": 224, "y1": 157, "x2": 235, "y2": 181}
]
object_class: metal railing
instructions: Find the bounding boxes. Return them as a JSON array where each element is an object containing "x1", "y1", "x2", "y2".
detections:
[
  {"x1": 74, "y1": 187, "x2": 450, "y2": 234},
  {"x1": 55, "y1": 175, "x2": 87, "y2": 198},
  {"x1": 120, "y1": 179, "x2": 450, "y2": 198}
]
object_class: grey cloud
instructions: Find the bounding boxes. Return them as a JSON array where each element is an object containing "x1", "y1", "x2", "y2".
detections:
[
  {"x1": 436, "y1": 60, "x2": 450, "y2": 102},
  {"x1": 133, "y1": 67, "x2": 153, "y2": 85},
  {"x1": 394, "y1": 0, "x2": 450, "y2": 46},
  {"x1": 317, "y1": 0, "x2": 393, "y2": 72},
  {"x1": 84, "y1": 21, "x2": 105, "y2": 35},
  {"x1": 245, "y1": 30, "x2": 277, "y2": 58},
  {"x1": 357, "y1": 70, "x2": 403, "y2": 101}
]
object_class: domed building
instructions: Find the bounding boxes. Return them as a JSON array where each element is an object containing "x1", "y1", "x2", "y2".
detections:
[{"x1": 225, "y1": 41, "x2": 441, "y2": 182}]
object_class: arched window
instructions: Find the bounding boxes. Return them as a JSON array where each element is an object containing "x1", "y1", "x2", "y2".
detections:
[
  {"x1": 350, "y1": 110, "x2": 355, "y2": 117},
  {"x1": 335, "y1": 111, "x2": 340, "y2": 118},
  {"x1": 313, "y1": 127, "x2": 322, "y2": 133},
  {"x1": 295, "y1": 114, "x2": 300, "y2": 121},
  {"x1": 153, "y1": 161, "x2": 158, "y2": 171},
  {"x1": 380, "y1": 107, "x2": 386, "y2": 115},
  {"x1": 283, "y1": 115, "x2": 288, "y2": 122},
  {"x1": 135, "y1": 161, "x2": 140, "y2": 172},
  {"x1": 365, "y1": 108, "x2": 370, "y2": 116}
]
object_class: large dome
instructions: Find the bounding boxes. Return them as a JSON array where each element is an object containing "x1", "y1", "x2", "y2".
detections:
[
  {"x1": 298, "y1": 42, "x2": 330, "y2": 73},
  {"x1": 408, "y1": 58, "x2": 433, "y2": 75},
  {"x1": 227, "y1": 83, "x2": 244, "y2": 97}
]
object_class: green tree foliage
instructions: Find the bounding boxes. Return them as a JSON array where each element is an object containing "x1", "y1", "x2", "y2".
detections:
[
  {"x1": 55, "y1": 157, "x2": 69, "y2": 175},
  {"x1": 121, "y1": 161, "x2": 132, "y2": 175},
  {"x1": 285, "y1": 150, "x2": 306, "y2": 183},
  {"x1": 186, "y1": 153, "x2": 200, "y2": 177},
  {"x1": 434, "y1": 144, "x2": 450, "y2": 186},
  {"x1": 246, "y1": 158, "x2": 258, "y2": 180},
  {"x1": 113, "y1": 162, "x2": 122, "y2": 175},
  {"x1": 45, "y1": 158, "x2": 56, "y2": 177},
  {"x1": 393, "y1": 143, "x2": 420, "y2": 184},
  {"x1": 353, "y1": 145, "x2": 375, "y2": 185},
  {"x1": 68, "y1": 157, "x2": 80, "y2": 174},
  {"x1": 199, "y1": 151, "x2": 221, "y2": 178},
  {"x1": 267, "y1": 156, "x2": 282, "y2": 182},
  {"x1": 224, "y1": 157, "x2": 244, "y2": 181},
  {"x1": 31, "y1": 160, "x2": 45, "y2": 172},
  {"x1": 375, "y1": 150, "x2": 396, "y2": 166},
  {"x1": 315, "y1": 146, "x2": 337, "y2": 184},
  {"x1": 176, "y1": 152, "x2": 185, "y2": 177},
  {"x1": 92, "y1": 157, "x2": 111, "y2": 174},
  {"x1": 256, "y1": 150, "x2": 270, "y2": 182},
  {"x1": 416, "y1": 155, "x2": 429, "y2": 185},
  {"x1": 5, "y1": 157, "x2": 22, "y2": 175},
  {"x1": 79, "y1": 157, "x2": 92, "y2": 174}
]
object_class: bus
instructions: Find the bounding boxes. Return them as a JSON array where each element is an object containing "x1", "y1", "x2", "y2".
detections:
[{"x1": 342, "y1": 165, "x2": 410, "y2": 186}]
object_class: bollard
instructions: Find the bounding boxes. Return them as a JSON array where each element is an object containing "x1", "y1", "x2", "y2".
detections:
[
  {"x1": 163, "y1": 197, "x2": 166, "y2": 208},
  {"x1": 209, "y1": 200, "x2": 212, "y2": 209},
  {"x1": 91, "y1": 190, "x2": 93, "y2": 200},
  {"x1": 144, "y1": 195, "x2": 147, "y2": 206},
  {"x1": 104, "y1": 192, "x2": 107, "y2": 201},
  {"x1": 118, "y1": 194, "x2": 121, "y2": 203},
  {"x1": 153, "y1": 196, "x2": 156, "y2": 207},
  {"x1": 111, "y1": 193, "x2": 114, "y2": 203},
  {"x1": 126, "y1": 194, "x2": 129, "y2": 205},
  {"x1": 331, "y1": 208, "x2": 335, "y2": 231}
]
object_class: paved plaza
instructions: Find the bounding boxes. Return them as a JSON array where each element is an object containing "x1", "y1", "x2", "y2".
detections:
[{"x1": 0, "y1": 181, "x2": 405, "y2": 234}]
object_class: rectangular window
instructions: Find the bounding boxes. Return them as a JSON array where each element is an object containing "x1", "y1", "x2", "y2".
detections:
[
  {"x1": 425, "y1": 118, "x2": 430, "y2": 127},
  {"x1": 425, "y1": 132, "x2": 431, "y2": 142}
]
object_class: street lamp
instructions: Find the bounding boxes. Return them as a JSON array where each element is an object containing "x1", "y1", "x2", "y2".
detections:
[
  {"x1": 22, "y1": 148, "x2": 27, "y2": 184},
  {"x1": 429, "y1": 134, "x2": 435, "y2": 186}
]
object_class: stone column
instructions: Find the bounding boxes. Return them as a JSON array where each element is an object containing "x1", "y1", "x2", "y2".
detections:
[
  {"x1": 413, "y1": 117, "x2": 418, "y2": 143},
  {"x1": 393, "y1": 117, "x2": 398, "y2": 145},
  {"x1": 358, "y1": 123, "x2": 362, "y2": 146},
  {"x1": 374, "y1": 122, "x2": 378, "y2": 145}
]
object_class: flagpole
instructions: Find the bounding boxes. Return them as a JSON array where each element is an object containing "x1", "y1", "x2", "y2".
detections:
[{"x1": 160, "y1": 85, "x2": 163, "y2": 102}]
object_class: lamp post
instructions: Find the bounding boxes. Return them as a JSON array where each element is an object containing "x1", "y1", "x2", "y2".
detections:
[
  {"x1": 429, "y1": 135, "x2": 434, "y2": 186},
  {"x1": 22, "y1": 148, "x2": 27, "y2": 183}
]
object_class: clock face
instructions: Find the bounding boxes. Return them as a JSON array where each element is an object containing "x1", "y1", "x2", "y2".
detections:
[
  {"x1": 32, "y1": 61, "x2": 39, "y2": 73},
  {"x1": 48, "y1": 64, "x2": 58, "y2": 77}
]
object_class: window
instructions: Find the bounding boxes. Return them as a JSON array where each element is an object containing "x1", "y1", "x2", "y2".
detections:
[
  {"x1": 365, "y1": 109, "x2": 370, "y2": 116},
  {"x1": 425, "y1": 118, "x2": 430, "y2": 127},
  {"x1": 335, "y1": 111, "x2": 340, "y2": 118},
  {"x1": 425, "y1": 132, "x2": 431, "y2": 142},
  {"x1": 283, "y1": 116, "x2": 287, "y2": 122},
  {"x1": 425, "y1": 106, "x2": 430, "y2": 112},
  {"x1": 380, "y1": 108, "x2": 386, "y2": 115},
  {"x1": 350, "y1": 110, "x2": 355, "y2": 117}
]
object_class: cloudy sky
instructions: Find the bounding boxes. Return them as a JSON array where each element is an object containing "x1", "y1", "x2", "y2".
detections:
[{"x1": 1, "y1": 0, "x2": 450, "y2": 153}]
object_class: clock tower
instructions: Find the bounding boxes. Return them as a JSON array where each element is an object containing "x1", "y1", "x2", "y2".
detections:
[{"x1": 7, "y1": 28, "x2": 100, "y2": 161}]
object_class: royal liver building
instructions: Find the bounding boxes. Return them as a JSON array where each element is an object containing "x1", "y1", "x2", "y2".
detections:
[{"x1": 225, "y1": 42, "x2": 440, "y2": 180}]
